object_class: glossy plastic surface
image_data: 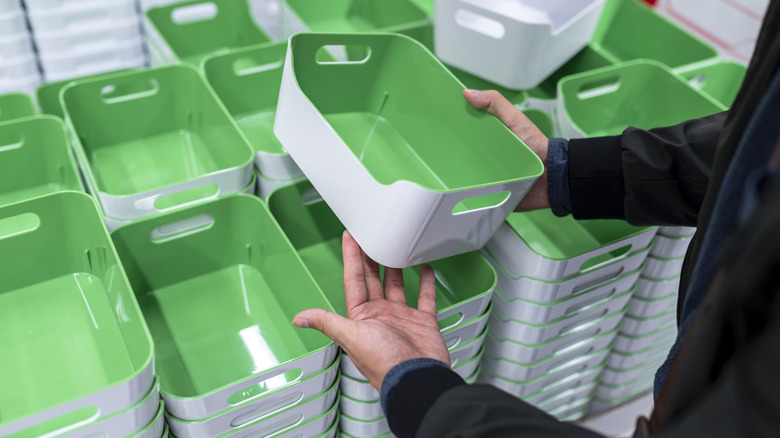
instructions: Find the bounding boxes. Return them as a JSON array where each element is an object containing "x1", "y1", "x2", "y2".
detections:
[
  {"x1": 678, "y1": 60, "x2": 747, "y2": 108},
  {"x1": 619, "y1": 307, "x2": 676, "y2": 337},
  {"x1": 36, "y1": 69, "x2": 138, "y2": 119},
  {"x1": 649, "y1": 233, "x2": 692, "y2": 259},
  {"x1": 0, "y1": 92, "x2": 36, "y2": 122}
]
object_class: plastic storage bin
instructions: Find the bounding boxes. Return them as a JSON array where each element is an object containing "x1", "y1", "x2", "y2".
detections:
[
  {"x1": 480, "y1": 362, "x2": 603, "y2": 401},
  {"x1": 144, "y1": 0, "x2": 271, "y2": 66},
  {"x1": 619, "y1": 307, "x2": 676, "y2": 337},
  {"x1": 658, "y1": 225, "x2": 695, "y2": 237},
  {"x1": 202, "y1": 41, "x2": 319, "y2": 180},
  {"x1": 614, "y1": 323, "x2": 677, "y2": 353},
  {"x1": 635, "y1": 274, "x2": 680, "y2": 300},
  {"x1": 643, "y1": 254, "x2": 685, "y2": 280},
  {"x1": 25, "y1": 0, "x2": 137, "y2": 34},
  {"x1": 275, "y1": 32, "x2": 544, "y2": 268},
  {"x1": 62, "y1": 65, "x2": 255, "y2": 221},
  {"x1": 255, "y1": 169, "x2": 307, "y2": 200},
  {"x1": 557, "y1": 60, "x2": 725, "y2": 138},
  {"x1": 650, "y1": 233, "x2": 692, "y2": 259},
  {"x1": 39, "y1": 39, "x2": 146, "y2": 82},
  {"x1": 627, "y1": 291, "x2": 677, "y2": 318},
  {"x1": 110, "y1": 194, "x2": 337, "y2": 420},
  {"x1": 340, "y1": 413, "x2": 389, "y2": 438},
  {"x1": 0, "y1": 191, "x2": 154, "y2": 437},
  {"x1": 36, "y1": 68, "x2": 139, "y2": 119},
  {"x1": 434, "y1": 0, "x2": 606, "y2": 90},
  {"x1": 608, "y1": 338, "x2": 673, "y2": 369},
  {"x1": 678, "y1": 60, "x2": 747, "y2": 108},
  {"x1": 0, "y1": 116, "x2": 82, "y2": 207},
  {"x1": 0, "y1": 92, "x2": 36, "y2": 122},
  {"x1": 33, "y1": 16, "x2": 142, "y2": 55}
]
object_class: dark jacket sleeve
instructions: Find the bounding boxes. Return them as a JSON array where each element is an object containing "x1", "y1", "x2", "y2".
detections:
[{"x1": 567, "y1": 112, "x2": 726, "y2": 226}]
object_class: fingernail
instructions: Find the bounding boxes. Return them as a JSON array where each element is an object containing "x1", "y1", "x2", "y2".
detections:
[
  {"x1": 464, "y1": 89, "x2": 479, "y2": 95},
  {"x1": 293, "y1": 318, "x2": 309, "y2": 328}
]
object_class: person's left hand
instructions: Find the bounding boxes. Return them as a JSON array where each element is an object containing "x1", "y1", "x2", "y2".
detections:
[{"x1": 292, "y1": 231, "x2": 450, "y2": 391}]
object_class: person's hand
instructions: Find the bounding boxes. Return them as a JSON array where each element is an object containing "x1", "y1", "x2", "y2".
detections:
[
  {"x1": 292, "y1": 231, "x2": 450, "y2": 391},
  {"x1": 463, "y1": 89, "x2": 550, "y2": 211}
]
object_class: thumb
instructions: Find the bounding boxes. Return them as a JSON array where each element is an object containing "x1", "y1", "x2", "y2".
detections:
[
  {"x1": 463, "y1": 89, "x2": 530, "y2": 134},
  {"x1": 293, "y1": 308, "x2": 353, "y2": 345}
]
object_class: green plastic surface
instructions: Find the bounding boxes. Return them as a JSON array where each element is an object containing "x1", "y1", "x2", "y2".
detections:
[
  {"x1": 559, "y1": 60, "x2": 725, "y2": 137},
  {"x1": 0, "y1": 93, "x2": 36, "y2": 123},
  {"x1": 284, "y1": 0, "x2": 428, "y2": 33},
  {"x1": 267, "y1": 181, "x2": 496, "y2": 319},
  {"x1": 111, "y1": 194, "x2": 334, "y2": 400},
  {"x1": 36, "y1": 69, "x2": 139, "y2": 119},
  {"x1": 506, "y1": 209, "x2": 650, "y2": 260},
  {"x1": 527, "y1": 46, "x2": 615, "y2": 100},
  {"x1": 290, "y1": 32, "x2": 543, "y2": 191},
  {"x1": 145, "y1": 0, "x2": 271, "y2": 66},
  {"x1": 203, "y1": 42, "x2": 333, "y2": 157},
  {"x1": 680, "y1": 61, "x2": 747, "y2": 108},
  {"x1": 521, "y1": 109, "x2": 554, "y2": 138},
  {"x1": 0, "y1": 192, "x2": 153, "y2": 431},
  {"x1": 0, "y1": 116, "x2": 82, "y2": 207},
  {"x1": 62, "y1": 65, "x2": 253, "y2": 197}
]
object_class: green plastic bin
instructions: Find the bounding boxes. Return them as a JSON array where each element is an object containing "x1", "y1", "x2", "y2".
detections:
[
  {"x1": 36, "y1": 69, "x2": 139, "y2": 119},
  {"x1": 557, "y1": 60, "x2": 726, "y2": 138},
  {"x1": 679, "y1": 60, "x2": 747, "y2": 108},
  {"x1": 522, "y1": 109, "x2": 555, "y2": 138},
  {"x1": 0, "y1": 93, "x2": 36, "y2": 123},
  {"x1": 267, "y1": 181, "x2": 496, "y2": 329},
  {"x1": 144, "y1": 0, "x2": 271, "y2": 66},
  {"x1": 0, "y1": 191, "x2": 154, "y2": 437},
  {"x1": 110, "y1": 194, "x2": 337, "y2": 421},
  {"x1": 62, "y1": 65, "x2": 254, "y2": 221},
  {"x1": 280, "y1": 0, "x2": 428, "y2": 36},
  {"x1": 0, "y1": 116, "x2": 82, "y2": 207},
  {"x1": 526, "y1": 46, "x2": 615, "y2": 101}
]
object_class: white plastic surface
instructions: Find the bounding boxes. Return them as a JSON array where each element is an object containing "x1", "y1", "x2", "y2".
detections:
[
  {"x1": 65, "y1": 383, "x2": 160, "y2": 438},
  {"x1": 163, "y1": 344, "x2": 338, "y2": 421},
  {"x1": 484, "y1": 245, "x2": 650, "y2": 303},
  {"x1": 0, "y1": 0, "x2": 21, "y2": 13},
  {"x1": 595, "y1": 371, "x2": 654, "y2": 401},
  {"x1": 482, "y1": 331, "x2": 617, "y2": 382},
  {"x1": 339, "y1": 395, "x2": 383, "y2": 423},
  {"x1": 650, "y1": 234, "x2": 692, "y2": 259},
  {"x1": 339, "y1": 374, "x2": 379, "y2": 403},
  {"x1": 0, "y1": 71, "x2": 40, "y2": 96},
  {"x1": 40, "y1": 40, "x2": 146, "y2": 82},
  {"x1": 482, "y1": 364, "x2": 602, "y2": 402},
  {"x1": 255, "y1": 171, "x2": 307, "y2": 200},
  {"x1": 550, "y1": 397, "x2": 591, "y2": 421},
  {"x1": 488, "y1": 287, "x2": 634, "y2": 345},
  {"x1": 0, "y1": 32, "x2": 34, "y2": 61},
  {"x1": 627, "y1": 291, "x2": 678, "y2": 319},
  {"x1": 257, "y1": 149, "x2": 304, "y2": 181},
  {"x1": 485, "y1": 221, "x2": 655, "y2": 281},
  {"x1": 537, "y1": 381, "x2": 596, "y2": 416},
  {"x1": 449, "y1": 329, "x2": 487, "y2": 368},
  {"x1": 0, "y1": 55, "x2": 38, "y2": 85},
  {"x1": 166, "y1": 362, "x2": 339, "y2": 438},
  {"x1": 485, "y1": 311, "x2": 623, "y2": 365},
  {"x1": 602, "y1": 357, "x2": 666, "y2": 386},
  {"x1": 0, "y1": 10, "x2": 26, "y2": 38},
  {"x1": 614, "y1": 325, "x2": 677, "y2": 354},
  {"x1": 619, "y1": 308, "x2": 677, "y2": 337},
  {"x1": 434, "y1": 0, "x2": 606, "y2": 89},
  {"x1": 33, "y1": 17, "x2": 141, "y2": 54},
  {"x1": 634, "y1": 275, "x2": 680, "y2": 300},
  {"x1": 23, "y1": 0, "x2": 132, "y2": 10},
  {"x1": 274, "y1": 33, "x2": 541, "y2": 268},
  {"x1": 340, "y1": 413, "x2": 390, "y2": 438},
  {"x1": 131, "y1": 402, "x2": 166, "y2": 438},
  {"x1": 642, "y1": 254, "x2": 685, "y2": 280},
  {"x1": 658, "y1": 226, "x2": 696, "y2": 237},
  {"x1": 490, "y1": 266, "x2": 641, "y2": 324},
  {"x1": 26, "y1": 0, "x2": 138, "y2": 33},
  {"x1": 607, "y1": 339, "x2": 673, "y2": 372}
]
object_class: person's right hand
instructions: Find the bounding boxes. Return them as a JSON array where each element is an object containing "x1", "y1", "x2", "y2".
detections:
[{"x1": 463, "y1": 89, "x2": 550, "y2": 211}]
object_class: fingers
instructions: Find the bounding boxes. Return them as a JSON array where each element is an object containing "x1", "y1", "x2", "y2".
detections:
[
  {"x1": 293, "y1": 308, "x2": 354, "y2": 346},
  {"x1": 383, "y1": 267, "x2": 407, "y2": 304},
  {"x1": 342, "y1": 231, "x2": 368, "y2": 312},
  {"x1": 463, "y1": 89, "x2": 531, "y2": 134},
  {"x1": 417, "y1": 264, "x2": 438, "y2": 316},
  {"x1": 362, "y1": 250, "x2": 385, "y2": 301}
]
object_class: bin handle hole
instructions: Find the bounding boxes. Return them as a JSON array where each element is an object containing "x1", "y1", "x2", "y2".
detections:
[
  {"x1": 315, "y1": 45, "x2": 371, "y2": 64},
  {"x1": 571, "y1": 267, "x2": 624, "y2": 295},
  {"x1": 232, "y1": 57, "x2": 284, "y2": 76},
  {"x1": 445, "y1": 335, "x2": 461, "y2": 350},
  {"x1": 101, "y1": 80, "x2": 159, "y2": 104},
  {"x1": 558, "y1": 309, "x2": 608, "y2": 336},
  {"x1": 228, "y1": 367, "x2": 303, "y2": 406},
  {"x1": 229, "y1": 392, "x2": 303, "y2": 428},
  {"x1": 580, "y1": 245, "x2": 631, "y2": 273},
  {"x1": 172, "y1": 2, "x2": 217, "y2": 24},
  {"x1": 455, "y1": 9, "x2": 505, "y2": 39},
  {"x1": 0, "y1": 213, "x2": 40, "y2": 241},
  {"x1": 0, "y1": 135, "x2": 23, "y2": 152},
  {"x1": 564, "y1": 288, "x2": 617, "y2": 316},
  {"x1": 452, "y1": 191, "x2": 510, "y2": 215},
  {"x1": 301, "y1": 187, "x2": 323, "y2": 205},
  {"x1": 577, "y1": 78, "x2": 621, "y2": 100},
  {"x1": 150, "y1": 214, "x2": 214, "y2": 243}
]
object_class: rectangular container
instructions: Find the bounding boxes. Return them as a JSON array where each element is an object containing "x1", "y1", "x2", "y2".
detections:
[
  {"x1": 110, "y1": 194, "x2": 337, "y2": 421},
  {"x1": 607, "y1": 338, "x2": 674, "y2": 370},
  {"x1": 614, "y1": 323, "x2": 677, "y2": 353},
  {"x1": 39, "y1": 40, "x2": 146, "y2": 83},
  {"x1": 486, "y1": 210, "x2": 656, "y2": 282},
  {"x1": 339, "y1": 413, "x2": 389, "y2": 438},
  {"x1": 557, "y1": 59, "x2": 726, "y2": 139},
  {"x1": 480, "y1": 363, "x2": 603, "y2": 402},
  {"x1": 643, "y1": 253, "x2": 686, "y2": 280},
  {"x1": 0, "y1": 116, "x2": 83, "y2": 207},
  {"x1": 144, "y1": 0, "x2": 271, "y2": 66},
  {"x1": 650, "y1": 233, "x2": 692, "y2": 259},
  {"x1": 627, "y1": 291, "x2": 677, "y2": 318},
  {"x1": 64, "y1": 381, "x2": 159, "y2": 438},
  {"x1": 0, "y1": 192, "x2": 154, "y2": 437},
  {"x1": 0, "y1": 32, "x2": 34, "y2": 61},
  {"x1": 658, "y1": 225, "x2": 696, "y2": 237},
  {"x1": 26, "y1": 0, "x2": 138, "y2": 34},
  {"x1": 635, "y1": 274, "x2": 680, "y2": 300},
  {"x1": 678, "y1": 60, "x2": 747, "y2": 108},
  {"x1": 619, "y1": 307, "x2": 677, "y2": 337},
  {"x1": 0, "y1": 92, "x2": 36, "y2": 122},
  {"x1": 33, "y1": 17, "x2": 142, "y2": 55},
  {"x1": 274, "y1": 32, "x2": 544, "y2": 268},
  {"x1": 202, "y1": 41, "x2": 310, "y2": 181},
  {"x1": 434, "y1": 0, "x2": 606, "y2": 90},
  {"x1": 62, "y1": 65, "x2": 255, "y2": 221}
]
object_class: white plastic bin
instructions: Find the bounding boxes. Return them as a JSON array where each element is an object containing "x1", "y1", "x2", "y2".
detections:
[
  {"x1": 39, "y1": 40, "x2": 146, "y2": 82},
  {"x1": 33, "y1": 17, "x2": 142, "y2": 55},
  {"x1": 627, "y1": 291, "x2": 677, "y2": 319},
  {"x1": 650, "y1": 233, "x2": 692, "y2": 259},
  {"x1": 643, "y1": 254, "x2": 686, "y2": 280},
  {"x1": 25, "y1": 0, "x2": 138, "y2": 34},
  {"x1": 619, "y1": 307, "x2": 677, "y2": 337}
]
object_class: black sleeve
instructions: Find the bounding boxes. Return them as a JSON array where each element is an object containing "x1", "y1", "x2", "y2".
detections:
[{"x1": 567, "y1": 112, "x2": 726, "y2": 226}]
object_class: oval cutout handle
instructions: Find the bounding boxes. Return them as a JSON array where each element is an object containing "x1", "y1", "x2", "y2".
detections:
[
  {"x1": 576, "y1": 77, "x2": 622, "y2": 100},
  {"x1": 171, "y1": 2, "x2": 218, "y2": 24},
  {"x1": 315, "y1": 45, "x2": 371, "y2": 64},
  {"x1": 445, "y1": 335, "x2": 461, "y2": 350},
  {"x1": 564, "y1": 288, "x2": 617, "y2": 316},
  {"x1": 558, "y1": 309, "x2": 609, "y2": 337},
  {"x1": 100, "y1": 79, "x2": 160, "y2": 104},
  {"x1": 227, "y1": 368, "x2": 303, "y2": 406},
  {"x1": 0, "y1": 213, "x2": 40, "y2": 241},
  {"x1": 579, "y1": 245, "x2": 632, "y2": 273},
  {"x1": 454, "y1": 9, "x2": 506, "y2": 39},
  {"x1": 150, "y1": 214, "x2": 215, "y2": 243},
  {"x1": 451, "y1": 191, "x2": 510, "y2": 215},
  {"x1": 571, "y1": 267, "x2": 624, "y2": 295},
  {"x1": 230, "y1": 392, "x2": 303, "y2": 428},
  {"x1": 232, "y1": 57, "x2": 284, "y2": 77},
  {"x1": 438, "y1": 312, "x2": 464, "y2": 332}
]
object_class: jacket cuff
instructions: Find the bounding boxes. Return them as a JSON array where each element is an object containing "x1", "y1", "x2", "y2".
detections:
[
  {"x1": 568, "y1": 135, "x2": 626, "y2": 219},
  {"x1": 381, "y1": 358, "x2": 466, "y2": 438},
  {"x1": 547, "y1": 137, "x2": 572, "y2": 216}
]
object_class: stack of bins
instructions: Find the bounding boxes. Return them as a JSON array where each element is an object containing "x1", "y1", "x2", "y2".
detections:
[
  {"x1": 267, "y1": 181, "x2": 495, "y2": 438},
  {"x1": 111, "y1": 194, "x2": 341, "y2": 438},
  {"x1": 202, "y1": 42, "x2": 307, "y2": 199},
  {"x1": 478, "y1": 209, "x2": 657, "y2": 420},
  {"x1": 592, "y1": 226, "x2": 693, "y2": 413},
  {"x1": 143, "y1": 0, "x2": 271, "y2": 67},
  {"x1": 23, "y1": 0, "x2": 146, "y2": 82},
  {"x1": 0, "y1": 0, "x2": 40, "y2": 95},
  {"x1": 0, "y1": 92, "x2": 37, "y2": 123},
  {"x1": 59, "y1": 65, "x2": 256, "y2": 230},
  {"x1": 0, "y1": 191, "x2": 161, "y2": 438}
]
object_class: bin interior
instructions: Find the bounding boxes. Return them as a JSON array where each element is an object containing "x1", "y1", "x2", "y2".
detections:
[
  {"x1": 36, "y1": 69, "x2": 139, "y2": 119},
  {"x1": 521, "y1": 109, "x2": 554, "y2": 138},
  {"x1": 267, "y1": 182, "x2": 496, "y2": 318},
  {"x1": 111, "y1": 194, "x2": 333, "y2": 398},
  {"x1": 0, "y1": 192, "x2": 150, "y2": 426},
  {"x1": 680, "y1": 61, "x2": 747, "y2": 108},
  {"x1": 63, "y1": 66, "x2": 252, "y2": 197},
  {"x1": 285, "y1": 0, "x2": 428, "y2": 32},
  {"x1": 146, "y1": 0, "x2": 271, "y2": 65},
  {"x1": 0, "y1": 117, "x2": 82, "y2": 207},
  {"x1": 560, "y1": 60, "x2": 724, "y2": 137},
  {"x1": 291, "y1": 33, "x2": 543, "y2": 191},
  {"x1": 0, "y1": 92, "x2": 36, "y2": 123}
]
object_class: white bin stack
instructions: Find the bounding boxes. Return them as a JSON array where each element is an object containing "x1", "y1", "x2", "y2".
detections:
[
  {"x1": 591, "y1": 226, "x2": 693, "y2": 413},
  {"x1": 0, "y1": 0, "x2": 40, "y2": 95},
  {"x1": 478, "y1": 209, "x2": 657, "y2": 420},
  {"x1": 23, "y1": 0, "x2": 146, "y2": 82}
]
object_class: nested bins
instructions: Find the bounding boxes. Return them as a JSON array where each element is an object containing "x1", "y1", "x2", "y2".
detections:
[
  {"x1": 0, "y1": 92, "x2": 36, "y2": 122},
  {"x1": 62, "y1": 65, "x2": 255, "y2": 222},
  {"x1": 0, "y1": 116, "x2": 82, "y2": 207},
  {"x1": 678, "y1": 60, "x2": 747, "y2": 108},
  {"x1": 144, "y1": 0, "x2": 271, "y2": 66},
  {"x1": 110, "y1": 194, "x2": 339, "y2": 435},
  {"x1": 0, "y1": 192, "x2": 154, "y2": 437},
  {"x1": 275, "y1": 32, "x2": 544, "y2": 268}
]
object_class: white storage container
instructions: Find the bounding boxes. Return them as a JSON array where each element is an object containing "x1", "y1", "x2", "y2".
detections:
[
  {"x1": 643, "y1": 254, "x2": 686, "y2": 280},
  {"x1": 658, "y1": 225, "x2": 696, "y2": 237},
  {"x1": 0, "y1": 9, "x2": 26, "y2": 38},
  {"x1": 536, "y1": 381, "x2": 596, "y2": 415},
  {"x1": 33, "y1": 17, "x2": 142, "y2": 55},
  {"x1": 221, "y1": 393, "x2": 339, "y2": 438},
  {"x1": 635, "y1": 274, "x2": 680, "y2": 300},
  {"x1": 39, "y1": 39, "x2": 146, "y2": 82},
  {"x1": 595, "y1": 371, "x2": 654, "y2": 401},
  {"x1": 339, "y1": 394, "x2": 383, "y2": 423},
  {"x1": 480, "y1": 365, "x2": 603, "y2": 402},
  {"x1": 340, "y1": 413, "x2": 390, "y2": 438},
  {"x1": 619, "y1": 307, "x2": 677, "y2": 337},
  {"x1": 608, "y1": 338, "x2": 674, "y2": 370},
  {"x1": 0, "y1": 32, "x2": 35, "y2": 60},
  {"x1": 627, "y1": 291, "x2": 678, "y2": 319},
  {"x1": 25, "y1": 0, "x2": 138, "y2": 34},
  {"x1": 66, "y1": 383, "x2": 160, "y2": 438},
  {"x1": 132, "y1": 402, "x2": 166, "y2": 438},
  {"x1": 650, "y1": 233, "x2": 692, "y2": 259},
  {"x1": 614, "y1": 324, "x2": 677, "y2": 353},
  {"x1": 601, "y1": 357, "x2": 666, "y2": 386},
  {"x1": 434, "y1": 0, "x2": 606, "y2": 89}
]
